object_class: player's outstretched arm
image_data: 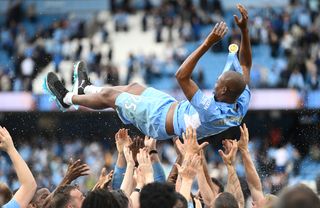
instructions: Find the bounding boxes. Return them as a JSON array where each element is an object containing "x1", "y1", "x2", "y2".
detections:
[
  {"x1": 234, "y1": 4, "x2": 252, "y2": 84},
  {"x1": 0, "y1": 126, "x2": 37, "y2": 208},
  {"x1": 176, "y1": 22, "x2": 228, "y2": 100}
]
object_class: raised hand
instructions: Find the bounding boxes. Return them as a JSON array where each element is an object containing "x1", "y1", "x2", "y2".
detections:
[
  {"x1": 144, "y1": 136, "x2": 156, "y2": 152},
  {"x1": 176, "y1": 154, "x2": 201, "y2": 180},
  {"x1": 179, "y1": 127, "x2": 209, "y2": 157},
  {"x1": 123, "y1": 146, "x2": 135, "y2": 166},
  {"x1": 205, "y1": 21, "x2": 228, "y2": 46},
  {"x1": 61, "y1": 159, "x2": 90, "y2": 185},
  {"x1": 137, "y1": 148, "x2": 153, "y2": 183},
  {"x1": 173, "y1": 136, "x2": 186, "y2": 156},
  {"x1": 115, "y1": 128, "x2": 132, "y2": 153},
  {"x1": 0, "y1": 126, "x2": 15, "y2": 152},
  {"x1": 93, "y1": 168, "x2": 114, "y2": 190},
  {"x1": 219, "y1": 140, "x2": 238, "y2": 167},
  {"x1": 234, "y1": 4, "x2": 249, "y2": 30},
  {"x1": 238, "y1": 123, "x2": 249, "y2": 153}
]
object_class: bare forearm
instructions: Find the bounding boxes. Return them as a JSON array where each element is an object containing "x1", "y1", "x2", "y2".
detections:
[
  {"x1": 202, "y1": 157, "x2": 218, "y2": 196},
  {"x1": 197, "y1": 170, "x2": 215, "y2": 206},
  {"x1": 226, "y1": 165, "x2": 244, "y2": 208},
  {"x1": 239, "y1": 28, "x2": 252, "y2": 84},
  {"x1": 121, "y1": 164, "x2": 135, "y2": 196},
  {"x1": 8, "y1": 148, "x2": 36, "y2": 189},
  {"x1": 179, "y1": 178, "x2": 193, "y2": 202},
  {"x1": 176, "y1": 43, "x2": 211, "y2": 80},
  {"x1": 167, "y1": 156, "x2": 183, "y2": 185},
  {"x1": 241, "y1": 150, "x2": 264, "y2": 201},
  {"x1": 7, "y1": 148, "x2": 37, "y2": 207},
  {"x1": 117, "y1": 152, "x2": 126, "y2": 168}
]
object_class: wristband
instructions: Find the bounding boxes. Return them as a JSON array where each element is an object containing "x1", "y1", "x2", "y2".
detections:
[
  {"x1": 134, "y1": 188, "x2": 141, "y2": 192},
  {"x1": 149, "y1": 150, "x2": 158, "y2": 155}
]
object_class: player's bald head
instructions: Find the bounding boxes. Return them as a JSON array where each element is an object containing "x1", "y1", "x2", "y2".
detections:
[{"x1": 214, "y1": 71, "x2": 246, "y2": 103}]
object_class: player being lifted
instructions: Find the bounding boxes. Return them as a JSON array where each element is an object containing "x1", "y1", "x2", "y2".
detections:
[{"x1": 45, "y1": 4, "x2": 251, "y2": 140}]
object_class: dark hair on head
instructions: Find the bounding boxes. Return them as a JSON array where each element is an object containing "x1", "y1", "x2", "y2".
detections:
[
  {"x1": 276, "y1": 184, "x2": 320, "y2": 208},
  {"x1": 51, "y1": 185, "x2": 78, "y2": 208},
  {"x1": 140, "y1": 182, "x2": 177, "y2": 208},
  {"x1": 81, "y1": 189, "x2": 120, "y2": 208},
  {"x1": 214, "y1": 192, "x2": 239, "y2": 208},
  {"x1": 211, "y1": 177, "x2": 224, "y2": 193},
  {"x1": 111, "y1": 189, "x2": 129, "y2": 208},
  {"x1": 175, "y1": 192, "x2": 188, "y2": 208},
  {"x1": 0, "y1": 183, "x2": 12, "y2": 206}
]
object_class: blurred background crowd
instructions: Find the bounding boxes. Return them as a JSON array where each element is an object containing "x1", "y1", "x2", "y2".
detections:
[
  {"x1": 0, "y1": 0, "x2": 319, "y2": 92},
  {"x1": 0, "y1": 0, "x2": 319, "y2": 208}
]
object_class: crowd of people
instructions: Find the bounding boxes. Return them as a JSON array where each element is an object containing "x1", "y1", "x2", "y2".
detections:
[
  {"x1": 0, "y1": 0, "x2": 319, "y2": 92},
  {"x1": 0, "y1": 124, "x2": 319, "y2": 208}
]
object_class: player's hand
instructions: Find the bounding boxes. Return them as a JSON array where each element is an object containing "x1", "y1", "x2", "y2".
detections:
[
  {"x1": 92, "y1": 168, "x2": 113, "y2": 190},
  {"x1": 219, "y1": 140, "x2": 238, "y2": 167},
  {"x1": 176, "y1": 154, "x2": 201, "y2": 180},
  {"x1": 238, "y1": 123, "x2": 249, "y2": 153},
  {"x1": 205, "y1": 21, "x2": 228, "y2": 46},
  {"x1": 124, "y1": 146, "x2": 135, "y2": 166},
  {"x1": 234, "y1": 4, "x2": 249, "y2": 31},
  {"x1": 182, "y1": 127, "x2": 209, "y2": 157},
  {"x1": 144, "y1": 136, "x2": 156, "y2": 152},
  {"x1": 0, "y1": 126, "x2": 15, "y2": 153},
  {"x1": 62, "y1": 159, "x2": 90, "y2": 185},
  {"x1": 115, "y1": 128, "x2": 132, "y2": 153}
]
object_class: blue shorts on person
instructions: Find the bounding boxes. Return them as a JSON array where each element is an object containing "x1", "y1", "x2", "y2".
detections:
[{"x1": 115, "y1": 87, "x2": 176, "y2": 140}]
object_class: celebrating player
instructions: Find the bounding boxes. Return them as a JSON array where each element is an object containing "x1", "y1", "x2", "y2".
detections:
[{"x1": 44, "y1": 4, "x2": 251, "y2": 140}]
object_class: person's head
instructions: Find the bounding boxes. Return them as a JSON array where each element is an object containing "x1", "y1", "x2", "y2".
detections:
[
  {"x1": 0, "y1": 183, "x2": 12, "y2": 206},
  {"x1": 28, "y1": 188, "x2": 51, "y2": 208},
  {"x1": 214, "y1": 71, "x2": 246, "y2": 103},
  {"x1": 81, "y1": 189, "x2": 120, "y2": 208},
  {"x1": 252, "y1": 194, "x2": 278, "y2": 208},
  {"x1": 276, "y1": 184, "x2": 320, "y2": 208},
  {"x1": 140, "y1": 182, "x2": 177, "y2": 208},
  {"x1": 174, "y1": 192, "x2": 188, "y2": 208},
  {"x1": 111, "y1": 189, "x2": 130, "y2": 208},
  {"x1": 214, "y1": 192, "x2": 239, "y2": 208},
  {"x1": 51, "y1": 185, "x2": 85, "y2": 208}
]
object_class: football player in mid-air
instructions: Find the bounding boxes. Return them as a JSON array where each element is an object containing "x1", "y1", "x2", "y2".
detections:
[{"x1": 45, "y1": 4, "x2": 251, "y2": 140}]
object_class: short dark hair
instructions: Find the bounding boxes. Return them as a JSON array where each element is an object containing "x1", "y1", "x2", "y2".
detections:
[
  {"x1": 111, "y1": 189, "x2": 129, "y2": 207},
  {"x1": 51, "y1": 185, "x2": 78, "y2": 208},
  {"x1": 276, "y1": 184, "x2": 320, "y2": 208},
  {"x1": 0, "y1": 183, "x2": 12, "y2": 206},
  {"x1": 81, "y1": 189, "x2": 120, "y2": 208},
  {"x1": 211, "y1": 177, "x2": 224, "y2": 193},
  {"x1": 140, "y1": 183, "x2": 177, "y2": 208},
  {"x1": 175, "y1": 192, "x2": 188, "y2": 208},
  {"x1": 214, "y1": 192, "x2": 239, "y2": 208}
]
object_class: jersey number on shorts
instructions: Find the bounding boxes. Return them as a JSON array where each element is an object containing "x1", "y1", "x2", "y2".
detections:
[{"x1": 124, "y1": 94, "x2": 141, "y2": 111}]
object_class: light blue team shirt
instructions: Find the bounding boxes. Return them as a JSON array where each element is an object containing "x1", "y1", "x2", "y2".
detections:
[
  {"x1": 173, "y1": 51, "x2": 251, "y2": 139},
  {"x1": 3, "y1": 198, "x2": 20, "y2": 208},
  {"x1": 173, "y1": 86, "x2": 250, "y2": 139}
]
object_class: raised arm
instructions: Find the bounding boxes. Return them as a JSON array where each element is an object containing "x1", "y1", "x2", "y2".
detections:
[
  {"x1": 234, "y1": 4, "x2": 252, "y2": 84},
  {"x1": 219, "y1": 139, "x2": 245, "y2": 208},
  {"x1": 238, "y1": 124, "x2": 264, "y2": 202},
  {"x1": 144, "y1": 136, "x2": 166, "y2": 182},
  {"x1": 43, "y1": 159, "x2": 90, "y2": 208},
  {"x1": 175, "y1": 22, "x2": 228, "y2": 100},
  {"x1": 112, "y1": 129, "x2": 132, "y2": 189},
  {"x1": 197, "y1": 151, "x2": 215, "y2": 206},
  {"x1": 0, "y1": 127, "x2": 37, "y2": 208}
]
